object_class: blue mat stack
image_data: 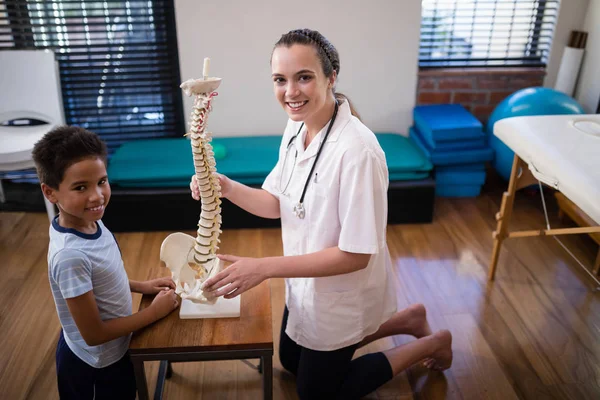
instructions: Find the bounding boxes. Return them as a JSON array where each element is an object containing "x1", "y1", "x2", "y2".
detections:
[{"x1": 409, "y1": 104, "x2": 493, "y2": 197}]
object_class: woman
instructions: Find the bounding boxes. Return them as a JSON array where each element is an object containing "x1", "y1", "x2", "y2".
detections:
[{"x1": 192, "y1": 28, "x2": 452, "y2": 399}]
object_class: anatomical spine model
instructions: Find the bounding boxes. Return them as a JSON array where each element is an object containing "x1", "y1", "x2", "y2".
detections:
[{"x1": 160, "y1": 58, "x2": 224, "y2": 303}]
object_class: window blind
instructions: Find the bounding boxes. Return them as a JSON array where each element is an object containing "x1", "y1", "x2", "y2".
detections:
[
  {"x1": 420, "y1": 0, "x2": 560, "y2": 68},
  {"x1": 0, "y1": 0, "x2": 184, "y2": 180}
]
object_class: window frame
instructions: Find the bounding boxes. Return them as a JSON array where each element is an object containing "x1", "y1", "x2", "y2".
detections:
[{"x1": 419, "y1": 0, "x2": 559, "y2": 69}]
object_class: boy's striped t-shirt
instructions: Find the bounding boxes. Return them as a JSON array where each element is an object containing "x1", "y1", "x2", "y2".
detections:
[{"x1": 48, "y1": 217, "x2": 132, "y2": 368}]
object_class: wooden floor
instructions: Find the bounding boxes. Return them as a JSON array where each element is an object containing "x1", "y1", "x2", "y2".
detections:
[{"x1": 1, "y1": 180, "x2": 599, "y2": 399}]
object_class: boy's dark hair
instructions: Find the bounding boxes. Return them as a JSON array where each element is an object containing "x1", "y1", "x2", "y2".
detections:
[{"x1": 32, "y1": 125, "x2": 108, "y2": 189}]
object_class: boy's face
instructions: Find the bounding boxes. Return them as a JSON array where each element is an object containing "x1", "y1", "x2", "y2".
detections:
[{"x1": 43, "y1": 157, "x2": 111, "y2": 228}]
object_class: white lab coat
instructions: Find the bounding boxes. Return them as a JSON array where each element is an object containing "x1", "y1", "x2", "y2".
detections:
[{"x1": 262, "y1": 100, "x2": 397, "y2": 351}]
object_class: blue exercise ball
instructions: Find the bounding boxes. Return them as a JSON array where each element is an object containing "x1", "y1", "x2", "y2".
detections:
[{"x1": 487, "y1": 87, "x2": 585, "y2": 181}]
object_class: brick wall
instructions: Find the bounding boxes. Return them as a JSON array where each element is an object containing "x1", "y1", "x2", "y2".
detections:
[{"x1": 417, "y1": 68, "x2": 546, "y2": 124}]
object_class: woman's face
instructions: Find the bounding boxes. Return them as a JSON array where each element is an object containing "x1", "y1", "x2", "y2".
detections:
[{"x1": 271, "y1": 44, "x2": 335, "y2": 123}]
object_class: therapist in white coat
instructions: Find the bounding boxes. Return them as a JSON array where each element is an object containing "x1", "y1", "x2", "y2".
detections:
[{"x1": 193, "y1": 28, "x2": 453, "y2": 399}]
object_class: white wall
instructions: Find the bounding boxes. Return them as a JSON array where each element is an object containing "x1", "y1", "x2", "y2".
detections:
[
  {"x1": 174, "y1": 0, "x2": 421, "y2": 137},
  {"x1": 544, "y1": 0, "x2": 590, "y2": 89},
  {"x1": 575, "y1": 0, "x2": 600, "y2": 112}
]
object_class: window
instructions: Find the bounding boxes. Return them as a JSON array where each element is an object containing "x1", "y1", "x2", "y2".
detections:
[
  {"x1": 0, "y1": 0, "x2": 184, "y2": 179},
  {"x1": 420, "y1": 0, "x2": 560, "y2": 68}
]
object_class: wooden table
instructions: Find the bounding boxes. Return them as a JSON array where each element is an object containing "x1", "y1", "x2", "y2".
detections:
[{"x1": 130, "y1": 280, "x2": 273, "y2": 400}]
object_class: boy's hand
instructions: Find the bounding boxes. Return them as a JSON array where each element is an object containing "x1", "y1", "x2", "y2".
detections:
[
  {"x1": 140, "y1": 277, "x2": 176, "y2": 294},
  {"x1": 150, "y1": 289, "x2": 179, "y2": 320}
]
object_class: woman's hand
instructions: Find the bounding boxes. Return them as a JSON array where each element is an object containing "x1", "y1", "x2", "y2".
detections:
[
  {"x1": 190, "y1": 173, "x2": 233, "y2": 200},
  {"x1": 202, "y1": 254, "x2": 268, "y2": 299},
  {"x1": 139, "y1": 277, "x2": 176, "y2": 295}
]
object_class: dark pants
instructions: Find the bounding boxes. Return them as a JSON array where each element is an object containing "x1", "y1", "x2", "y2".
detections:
[
  {"x1": 56, "y1": 330, "x2": 136, "y2": 400},
  {"x1": 279, "y1": 307, "x2": 394, "y2": 400}
]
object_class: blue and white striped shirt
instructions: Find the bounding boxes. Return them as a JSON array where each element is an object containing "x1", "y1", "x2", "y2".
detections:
[{"x1": 48, "y1": 217, "x2": 132, "y2": 368}]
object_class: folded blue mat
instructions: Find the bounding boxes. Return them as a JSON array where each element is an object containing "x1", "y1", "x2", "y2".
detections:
[
  {"x1": 437, "y1": 163, "x2": 486, "y2": 172},
  {"x1": 436, "y1": 184, "x2": 482, "y2": 197},
  {"x1": 409, "y1": 128, "x2": 493, "y2": 166},
  {"x1": 413, "y1": 104, "x2": 484, "y2": 143},
  {"x1": 436, "y1": 170, "x2": 486, "y2": 185},
  {"x1": 411, "y1": 125, "x2": 486, "y2": 151}
]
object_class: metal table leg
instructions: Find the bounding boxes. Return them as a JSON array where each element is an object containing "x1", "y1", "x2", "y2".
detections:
[
  {"x1": 132, "y1": 358, "x2": 149, "y2": 400},
  {"x1": 261, "y1": 355, "x2": 273, "y2": 400},
  {"x1": 166, "y1": 361, "x2": 173, "y2": 378},
  {"x1": 154, "y1": 360, "x2": 170, "y2": 400}
]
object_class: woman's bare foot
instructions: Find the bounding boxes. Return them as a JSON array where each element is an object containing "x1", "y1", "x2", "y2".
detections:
[
  {"x1": 386, "y1": 303, "x2": 432, "y2": 338},
  {"x1": 407, "y1": 304, "x2": 432, "y2": 338},
  {"x1": 358, "y1": 303, "x2": 434, "y2": 349},
  {"x1": 423, "y1": 330, "x2": 453, "y2": 371},
  {"x1": 395, "y1": 304, "x2": 435, "y2": 370}
]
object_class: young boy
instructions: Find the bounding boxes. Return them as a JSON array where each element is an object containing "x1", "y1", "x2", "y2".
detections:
[{"x1": 32, "y1": 126, "x2": 179, "y2": 399}]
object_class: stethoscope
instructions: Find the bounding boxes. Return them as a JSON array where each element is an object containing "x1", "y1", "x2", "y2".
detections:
[{"x1": 278, "y1": 100, "x2": 339, "y2": 219}]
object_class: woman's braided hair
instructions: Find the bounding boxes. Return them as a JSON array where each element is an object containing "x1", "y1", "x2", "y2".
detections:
[{"x1": 272, "y1": 29, "x2": 361, "y2": 120}]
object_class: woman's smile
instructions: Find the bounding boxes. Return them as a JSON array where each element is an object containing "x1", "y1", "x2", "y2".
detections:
[{"x1": 286, "y1": 100, "x2": 308, "y2": 112}]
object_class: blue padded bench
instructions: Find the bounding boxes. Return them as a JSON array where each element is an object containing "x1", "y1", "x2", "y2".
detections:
[
  {"x1": 108, "y1": 134, "x2": 433, "y2": 187},
  {"x1": 103, "y1": 134, "x2": 435, "y2": 231}
]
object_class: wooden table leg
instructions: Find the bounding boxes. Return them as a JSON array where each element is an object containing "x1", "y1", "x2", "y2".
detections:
[
  {"x1": 489, "y1": 155, "x2": 519, "y2": 280},
  {"x1": 594, "y1": 250, "x2": 600, "y2": 275},
  {"x1": 489, "y1": 232, "x2": 506, "y2": 280},
  {"x1": 132, "y1": 358, "x2": 149, "y2": 400},
  {"x1": 489, "y1": 154, "x2": 540, "y2": 280},
  {"x1": 261, "y1": 354, "x2": 273, "y2": 400}
]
